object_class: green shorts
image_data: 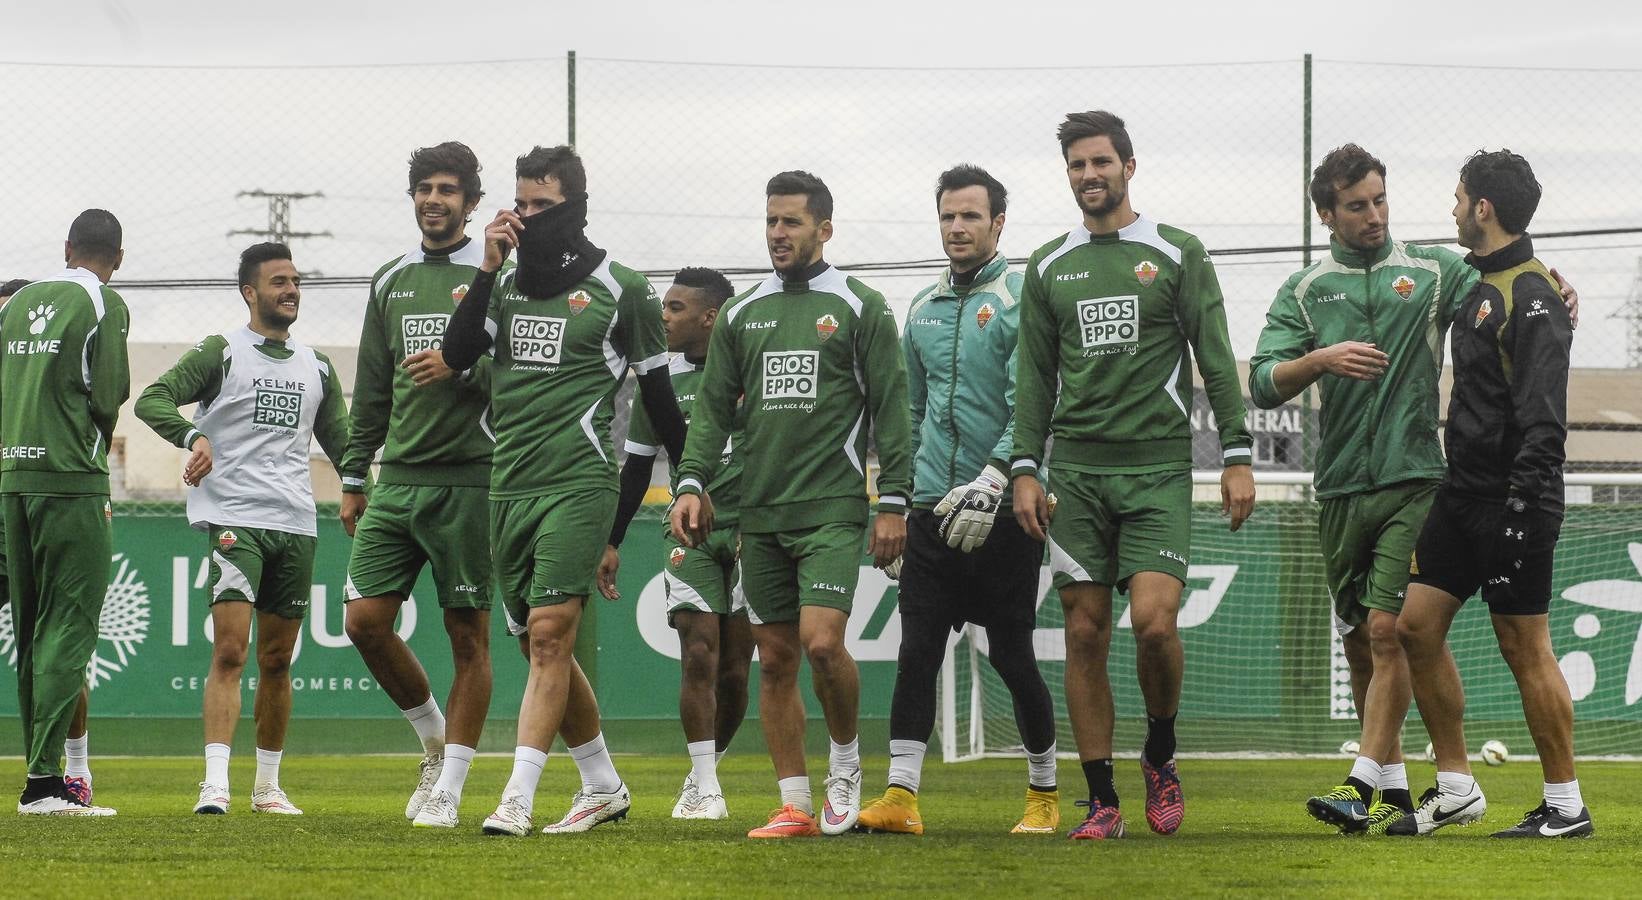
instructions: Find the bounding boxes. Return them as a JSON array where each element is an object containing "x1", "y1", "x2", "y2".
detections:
[
  {"x1": 663, "y1": 527, "x2": 746, "y2": 622},
  {"x1": 1046, "y1": 467, "x2": 1191, "y2": 593},
  {"x1": 738, "y1": 522, "x2": 863, "y2": 625},
  {"x1": 1318, "y1": 480, "x2": 1438, "y2": 634},
  {"x1": 492, "y1": 489, "x2": 616, "y2": 634},
  {"x1": 345, "y1": 483, "x2": 493, "y2": 610},
  {"x1": 206, "y1": 524, "x2": 317, "y2": 620}
]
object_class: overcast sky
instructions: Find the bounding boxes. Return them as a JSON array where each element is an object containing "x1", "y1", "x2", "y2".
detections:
[
  {"x1": 7, "y1": 0, "x2": 1641, "y2": 69},
  {"x1": 6, "y1": 1, "x2": 1640, "y2": 366}
]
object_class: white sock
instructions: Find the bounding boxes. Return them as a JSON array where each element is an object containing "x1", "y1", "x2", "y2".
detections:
[
  {"x1": 64, "y1": 734, "x2": 91, "y2": 779},
  {"x1": 205, "y1": 743, "x2": 231, "y2": 788},
  {"x1": 778, "y1": 775, "x2": 812, "y2": 815},
  {"x1": 687, "y1": 740, "x2": 721, "y2": 796},
  {"x1": 502, "y1": 746, "x2": 549, "y2": 811},
  {"x1": 1380, "y1": 762, "x2": 1408, "y2": 791},
  {"x1": 1027, "y1": 742, "x2": 1057, "y2": 790},
  {"x1": 254, "y1": 747, "x2": 282, "y2": 791},
  {"x1": 1349, "y1": 755, "x2": 1383, "y2": 791},
  {"x1": 568, "y1": 733, "x2": 622, "y2": 794},
  {"x1": 1436, "y1": 770, "x2": 1477, "y2": 797},
  {"x1": 1544, "y1": 780, "x2": 1584, "y2": 818},
  {"x1": 433, "y1": 744, "x2": 475, "y2": 802},
  {"x1": 402, "y1": 696, "x2": 446, "y2": 753},
  {"x1": 887, "y1": 739, "x2": 925, "y2": 793},
  {"x1": 829, "y1": 736, "x2": 860, "y2": 775}
]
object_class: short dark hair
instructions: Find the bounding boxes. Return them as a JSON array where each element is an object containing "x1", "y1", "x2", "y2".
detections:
[
  {"x1": 1310, "y1": 144, "x2": 1387, "y2": 212},
  {"x1": 935, "y1": 164, "x2": 1008, "y2": 217},
  {"x1": 1460, "y1": 149, "x2": 1541, "y2": 234},
  {"x1": 1057, "y1": 111, "x2": 1133, "y2": 163},
  {"x1": 765, "y1": 170, "x2": 832, "y2": 222},
  {"x1": 237, "y1": 242, "x2": 294, "y2": 289},
  {"x1": 516, "y1": 145, "x2": 587, "y2": 196},
  {"x1": 672, "y1": 267, "x2": 735, "y2": 308},
  {"x1": 407, "y1": 141, "x2": 483, "y2": 205},
  {"x1": 0, "y1": 279, "x2": 30, "y2": 301},
  {"x1": 67, "y1": 209, "x2": 122, "y2": 264}
]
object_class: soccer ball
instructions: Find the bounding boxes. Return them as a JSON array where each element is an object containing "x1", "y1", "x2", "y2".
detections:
[
  {"x1": 1339, "y1": 739, "x2": 1360, "y2": 757},
  {"x1": 1424, "y1": 742, "x2": 1436, "y2": 762},
  {"x1": 1480, "y1": 740, "x2": 1509, "y2": 766}
]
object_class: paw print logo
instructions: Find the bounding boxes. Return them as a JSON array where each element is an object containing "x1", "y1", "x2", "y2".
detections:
[{"x1": 27, "y1": 303, "x2": 56, "y2": 335}]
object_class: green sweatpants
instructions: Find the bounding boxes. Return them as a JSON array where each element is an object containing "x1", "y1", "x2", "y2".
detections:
[{"x1": 4, "y1": 494, "x2": 110, "y2": 777}]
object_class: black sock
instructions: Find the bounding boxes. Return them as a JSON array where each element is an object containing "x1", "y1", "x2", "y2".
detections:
[
  {"x1": 1144, "y1": 714, "x2": 1177, "y2": 766},
  {"x1": 21, "y1": 775, "x2": 59, "y2": 803},
  {"x1": 1382, "y1": 787, "x2": 1413, "y2": 812},
  {"x1": 1082, "y1": 759, "x2": 1118, "y2": 807},
  {"x1": 1345, "y1": 776, "x2": 1374, "y2": 805}
]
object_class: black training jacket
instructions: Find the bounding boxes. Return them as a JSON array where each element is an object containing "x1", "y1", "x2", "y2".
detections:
[{"x1": 1442, "y1": 235, "x2": 1572, "y2": 514}]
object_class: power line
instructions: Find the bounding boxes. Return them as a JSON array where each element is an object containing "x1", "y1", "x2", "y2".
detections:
[
  {"x1": 228, "y1": 190, "x2": 332, "y2": 267},
  {"x1": 111, "y1": 225, "x2": 1642, "y2": 290}
]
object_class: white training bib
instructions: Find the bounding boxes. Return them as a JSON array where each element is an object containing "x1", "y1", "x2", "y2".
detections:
[{"x1": 187, "y1": 327, "x2": 326, "y2": 535}]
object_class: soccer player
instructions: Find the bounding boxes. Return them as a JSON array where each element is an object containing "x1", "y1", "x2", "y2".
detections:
[
  {"x1": 136, "y1": 242, "x2": 352, "y2": 816},
  {"x1": 1248, "y1": 144, "x2": 1474, "y2": 833},
  {"x1": 2, "y1": 212, "x2": 128, "y2": 816},
  {"x1": 1011, "y1": 112, "x2": 1254, "y2": 840},
  {"x1": 670, "y1": 171, "x2": 912, "y2": 839},
  {"x1": 0, "y1": 278, "x2": 96, "y2": 803},
  {"x1": 856, "y1": 164, "x2": 1059, "y2": 836},
  {"x1": 440, "y1": 145, "x2": 688, "y2": 836},
  {"x1": 597, "y1": 266, "x2": 755, "y2": 821},
  {"x1": 339, "y1": 142, "x2": 499, "y2": 828},
  {"x1": 1250, "y1": 145, "x2": 1580, "y2": 835},
  {"x1": 1392, "y1": 151, "x2": 1590, "y2": 838}
]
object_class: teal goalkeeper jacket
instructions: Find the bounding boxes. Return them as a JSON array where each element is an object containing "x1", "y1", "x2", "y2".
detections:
[{"x1": 903, "y1": 253, "x2": 1023, "y2": 510}]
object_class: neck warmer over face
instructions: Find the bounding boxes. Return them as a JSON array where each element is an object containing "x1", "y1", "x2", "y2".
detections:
[{"x1": 514, "y1": 193, "x2": 607, "y2": 298}]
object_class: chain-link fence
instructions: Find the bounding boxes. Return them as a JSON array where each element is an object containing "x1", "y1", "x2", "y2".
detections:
[{"x1": 2, "y1": 55, "x2": 1639, "y2": 510}]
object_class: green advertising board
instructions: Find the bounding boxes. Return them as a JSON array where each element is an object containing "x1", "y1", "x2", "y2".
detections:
[{"x1": 3, "y1": 503, "x2": 1640, "y2": 757}]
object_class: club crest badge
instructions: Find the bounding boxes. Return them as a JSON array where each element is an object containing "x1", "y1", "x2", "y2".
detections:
[
  {"x1": 452, "y1": 283, "x2": 469, "y2": 302},
  {"x1": 1134, "y1": 260, "x2": 1158, "y2": 287},
  {"x1": 816, "y1": 314, "x2": 839, "y2": 342},
  {"x1": 218, "y1": 530, "x2": 238, "y2": 551},
  {"x1": 669, "y1": 546, "x2": 687, "y2": 569},
  {"x1": 1474, "y1": 298, "x2": 1493, "y2": 329},
  {"x1": 1392, "y1": 275, "x2": 1415, "y2": 300},
  {"x1": 567, "y1": 290, "x2": 591, "y2": 316},
  {"x1": 976, "y1": 303, "x2": 995, "y2": 330}
]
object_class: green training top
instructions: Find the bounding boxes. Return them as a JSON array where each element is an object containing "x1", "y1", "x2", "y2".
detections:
[
  {"x1": 1247, "y1": 236, "x2": 1477, "y2": 500},
  {"x1": 626, "y1": 354, "x2": 746, "y2": 527},
  {"x1": 338, "y1": 239, "x2": 498, "y2": 492},
  {"x1": 1011, "y1": 215, "x2": 1251, "y2": 476},
  {"x1": 673, "y1": 263, "x2": 912, "y2": 534},
  {"x1": 483, "y1": 258, "x2": 668, "y2": 500},
  {"x1": 0, "y1": 268, "x2": 131, "y2": 495}
]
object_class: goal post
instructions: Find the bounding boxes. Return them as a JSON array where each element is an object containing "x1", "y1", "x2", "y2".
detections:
[{"x1": 939, "y1": 471, "x2": 1642, "y2": 762}]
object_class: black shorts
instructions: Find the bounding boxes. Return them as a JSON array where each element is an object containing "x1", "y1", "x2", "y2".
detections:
[
  {"x1": 1408, "y1": 488, "x2": 1561, "y2": 616},
  {"x1": 898, "y1": 508, "x2": 1044, "y2": 631}
]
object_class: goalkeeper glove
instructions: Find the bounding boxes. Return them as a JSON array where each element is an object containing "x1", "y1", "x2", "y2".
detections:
[
  {"x1": 882, "y1": 556, "x2": 902, "y2": 581},
  {"x1": 935, "y1": 464, "x2": 1007, "y2": 553}
]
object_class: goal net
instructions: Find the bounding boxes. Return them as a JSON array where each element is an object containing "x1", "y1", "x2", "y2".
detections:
[{"x1": 940, "y1": 472, "x2": 1642, "y2": 761}]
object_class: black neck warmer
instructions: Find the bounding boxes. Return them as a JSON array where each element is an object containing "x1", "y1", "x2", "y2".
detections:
[{"x1": 514, "y1": 194, "x2": 607, "y2": 298}]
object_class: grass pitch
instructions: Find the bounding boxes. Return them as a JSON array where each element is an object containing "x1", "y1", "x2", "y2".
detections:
[{"x1": 0, "y1": 755, "x2": 1636, "y2": 898}]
